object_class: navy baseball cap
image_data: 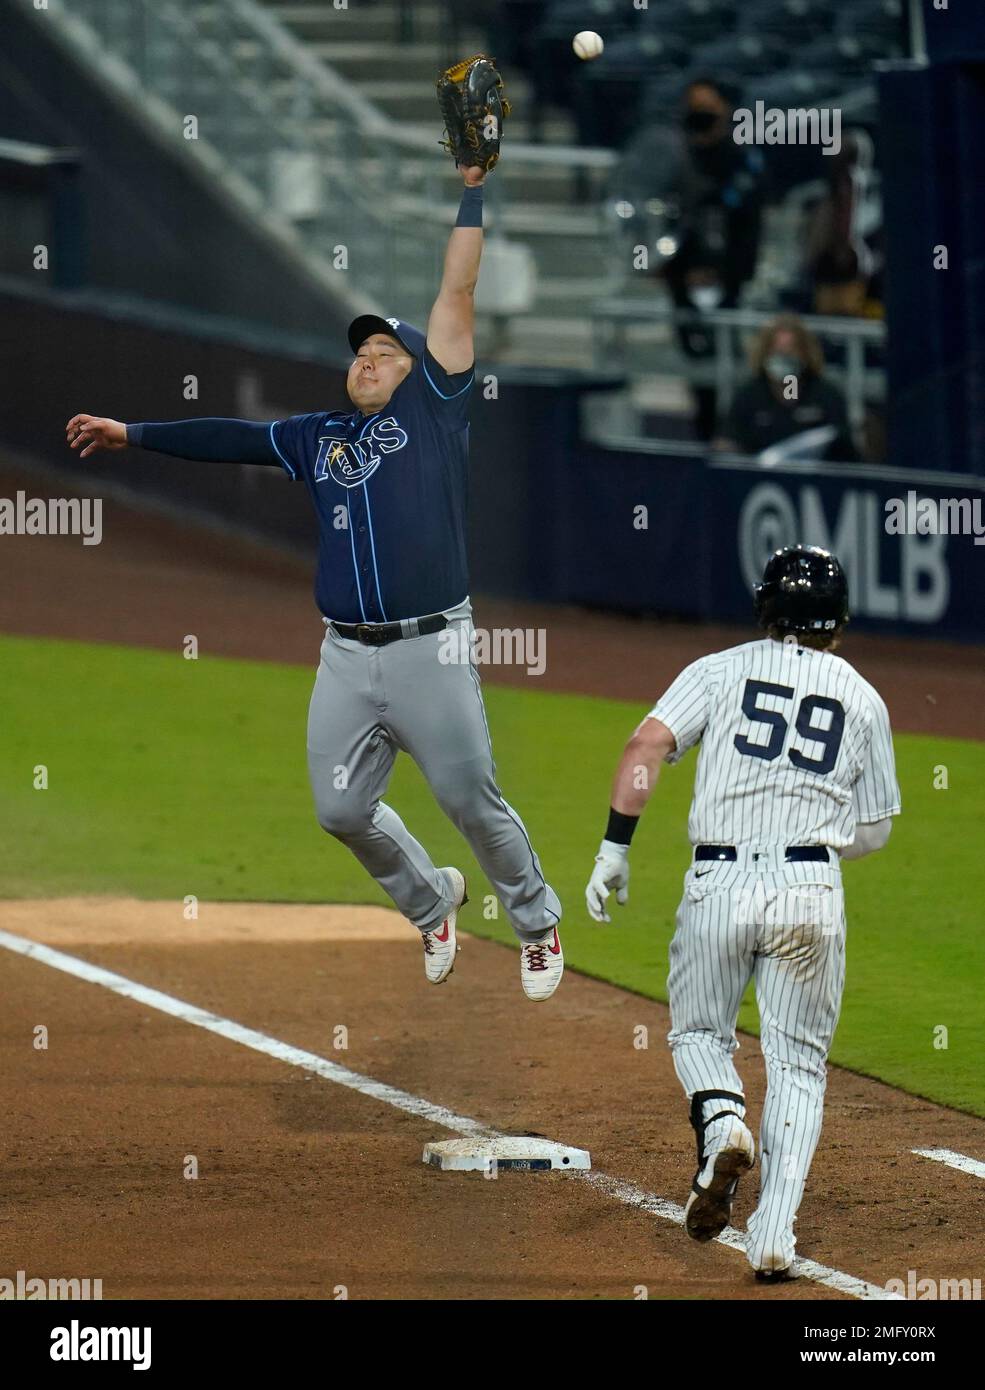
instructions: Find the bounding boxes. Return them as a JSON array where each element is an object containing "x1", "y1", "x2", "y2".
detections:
[{"x1": 347, "y1": 314, "x2": 426, "y2": 358}]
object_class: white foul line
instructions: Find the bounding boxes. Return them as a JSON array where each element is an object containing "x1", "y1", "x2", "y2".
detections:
[
  {"x1": 0, "y1": 929, "x2": 484, "y2": 1138},
  {"x1": 1, "y1": 928, "x2": 899, "y2": 1301},
  {"x1": 576, "y1": 1172, "x2": 900, "y2": 1300},
  {"x1": 913, "y1": 1147, "x2": 985, "y2": 1180}
]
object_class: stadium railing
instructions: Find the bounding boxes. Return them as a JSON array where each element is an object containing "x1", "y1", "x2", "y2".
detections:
[
  {"x1": 589, "y1": 301, "x2": 886, "y2": 436},
  {"x1": 0, "y1": 137, "x2": 84, "y2": 289}
]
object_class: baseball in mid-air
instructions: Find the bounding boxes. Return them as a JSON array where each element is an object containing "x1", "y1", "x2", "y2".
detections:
[{"x1": 573, "y1": 30, "x2": 604, "y2": 61}]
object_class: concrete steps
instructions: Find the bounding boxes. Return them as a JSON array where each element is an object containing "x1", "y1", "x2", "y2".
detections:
[
  {"x1": 265, "y1": 1, "x2": 453, "y2": 42},
  {"x1": 308, "y1": 40, "x2": 457, "y2": 82},
  {"x1": 188, "y1": 0, "x2": 622, "y2": 362}
]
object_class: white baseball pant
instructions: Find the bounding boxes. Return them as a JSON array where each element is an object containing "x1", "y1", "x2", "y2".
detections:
[{"x1": 667, "y1": 846, "x2": 846, "y2": 1271}]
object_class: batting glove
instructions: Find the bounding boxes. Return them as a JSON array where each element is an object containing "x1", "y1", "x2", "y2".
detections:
[{"x1": 586, "y1": 840, "x2": 630, "y2": 923}]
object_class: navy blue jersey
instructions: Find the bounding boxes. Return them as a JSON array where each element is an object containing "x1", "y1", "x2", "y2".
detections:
[
  {"x1": 129, "y1": 342, "x2": 474, "y2": 623},
  {"x1": 271, "y1": 345, "x2": 473, "y2": 622}
]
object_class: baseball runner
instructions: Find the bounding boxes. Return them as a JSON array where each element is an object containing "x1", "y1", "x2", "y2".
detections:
[
  {"x1": 585, "y1": 546, "x2": 901, "y2": 1280},
  {"x1": 65, "y1": 57, "x2": 564, "y2": 1002}
]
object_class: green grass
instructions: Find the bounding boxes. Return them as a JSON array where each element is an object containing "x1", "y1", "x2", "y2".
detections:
[{"x1": 2, "y1": 633, "x2": 983, "y2": 1115}]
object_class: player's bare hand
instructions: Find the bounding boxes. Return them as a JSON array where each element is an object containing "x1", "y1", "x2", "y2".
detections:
[
  {"x1": 585, "y1": 843, "x2": 630, "y2": 923},
  {"x1": 66, "y1": 415, "x2": 127, "y2": 459},
  {"x1": 461, "y1": 165, "x2": 486, "y2": 186}
]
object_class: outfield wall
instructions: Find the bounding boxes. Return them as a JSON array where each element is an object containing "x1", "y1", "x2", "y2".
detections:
[
  {"x1": 3, "y1": 286, "x2": 983, "y2": 643},
  {"x1": 564, "y1": 445, "x2": 985, "y2": 642}
]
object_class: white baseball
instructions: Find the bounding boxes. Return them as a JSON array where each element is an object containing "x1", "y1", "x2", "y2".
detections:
[{"x1": 573, "y1": 30, "x2": 604, "y2": 61}]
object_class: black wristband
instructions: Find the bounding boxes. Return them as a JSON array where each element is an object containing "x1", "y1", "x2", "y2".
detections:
[
  {"x1": 605, "y1": 808, "x2": 639, "y2": 846},
  {"x1": 456, "y1": 184, "x2": 484, "y2": 227}
]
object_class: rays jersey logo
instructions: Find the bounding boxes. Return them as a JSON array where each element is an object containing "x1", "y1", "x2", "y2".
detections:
[{"x1": 314, "y1": 416, "x2": 408, "y2": 488}]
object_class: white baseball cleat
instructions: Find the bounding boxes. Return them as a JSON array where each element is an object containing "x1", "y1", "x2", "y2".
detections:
[
  {"x1": 520, "y1": 925, "x2": 564, "y2": 1001},
  {"x1": 684, "y1": 1117, "x2": 756, "y2": 1243},
  {"x1": 746, "y1": 1211, "x2": 797, "y2": 1282},
  {"x1": 421, "y1": 867, "x2": 467, "y2": 985}
]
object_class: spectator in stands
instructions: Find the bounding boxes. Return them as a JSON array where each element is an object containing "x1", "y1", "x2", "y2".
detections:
[
  {"x1": 804, "y1": 131, "x2": 884, "y2": 318},
  {"x1": 715, "y1": 314, "x2": 858, "y2": 460},
  {"x1": 671, "y1": 237, "x2": 733, "y2": 442},
  {"x1": 662, "y1": 78, "x2": 766, "y2": 318},
  {"x1": 612, "y1": 78, "x2": 767, "y2": 439}
]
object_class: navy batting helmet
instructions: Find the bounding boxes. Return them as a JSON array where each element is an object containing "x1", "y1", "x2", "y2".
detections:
[{"x1": 754, "y1": 545, "x2": 849, "y2": 634}]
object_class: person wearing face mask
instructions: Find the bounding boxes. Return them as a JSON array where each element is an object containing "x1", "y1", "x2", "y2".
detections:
[
  {"x1": 715, "y1": 315, "x2": 858, "y2": 461},
  {"x1": 608, "y1": 75, "x2": 766, "y2": 332},
  {"x1": 612, "y1": 78, "x2": 766, "y2": 441},
  {"x1": 665, "y1": 79, "x2": 766, "y2": 330}
]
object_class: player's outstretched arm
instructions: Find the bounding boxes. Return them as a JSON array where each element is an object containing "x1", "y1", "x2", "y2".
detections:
[
  {"x1": 426, "y1": 166, "x2": 484, "y2": 375},
  {"x1": 430, "y1": 52, "x2": 509, "y2": 373},
  {"x1": 586, "y1": 717, "x2": 677, "y2": 923},
  {"x1": 66, "y1": 414, "x2": 280, "y2": 466}
]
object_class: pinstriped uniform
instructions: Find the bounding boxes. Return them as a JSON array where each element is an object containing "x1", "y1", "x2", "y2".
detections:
[{"x1": 649, "y1": 638, "x2": 900, "y2": 1269}]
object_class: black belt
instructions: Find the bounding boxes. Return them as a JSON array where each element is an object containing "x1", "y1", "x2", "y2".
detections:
[
  {"x1": 695, "y1": 844, "x2": 830, "y2": 863},
  {"x1": 330, "y1": 614, "x2": 448, "y2": 647}
]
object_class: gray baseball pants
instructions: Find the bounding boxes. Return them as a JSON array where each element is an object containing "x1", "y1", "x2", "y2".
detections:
[{"x1": 306, "y1": 597, "x2": 561, "y2": 942}]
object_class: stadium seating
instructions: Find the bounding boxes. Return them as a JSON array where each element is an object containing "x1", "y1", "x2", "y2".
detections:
[
  {"x1": 687, "y1": 34, "x2": 792, "y2": 82},
  {"x1": 23, "y1": 0, "x2": 903, "y2": 384},
  {"x1": 736, "y1": 0, "x2": 837, "y2": 45},
  {"x1": 553, "y1": 0, "x2": 904, "y2": 155},
  {"x1": 574, "y1": 32, "x2": 691, "y2": 148},
  {"x1": 836, "y1": 0, "x2": 906, "y2": 43},
  {"x1": 795, "y1": 33, "x2": 903, "y2": 80},
  {"x1": 638, "y1": 0, "x2": 738, "y2": 46},
  {"x1": 534, "y1": 0, "x2": 640, "y2": 108}
]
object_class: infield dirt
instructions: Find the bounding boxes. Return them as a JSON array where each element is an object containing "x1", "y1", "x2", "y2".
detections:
[{"x1": 3, "y1": 896, "x2": 985, "y2": 1300}]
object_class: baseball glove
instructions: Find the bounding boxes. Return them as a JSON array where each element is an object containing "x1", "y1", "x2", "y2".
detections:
[{"x1": 436, "y1": 54, "x2": 511, "y2": 174}]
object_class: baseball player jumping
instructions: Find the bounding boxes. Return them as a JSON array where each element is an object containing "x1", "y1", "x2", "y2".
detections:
[
  {"x1": 65, "y1": 58, "x2": 564, "y2": 1001},
  {"x1": 585, "y1": 546, "x2": 900, "y2": 1280}
]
